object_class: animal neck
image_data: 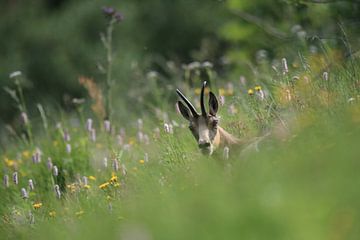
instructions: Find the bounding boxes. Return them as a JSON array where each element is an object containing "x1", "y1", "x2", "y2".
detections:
[{"x1": 213, "y1": 126, "x2": 240, "y2": 148}]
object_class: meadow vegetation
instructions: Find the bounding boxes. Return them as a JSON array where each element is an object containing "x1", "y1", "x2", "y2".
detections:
[{"x1": 1, "y1": 1, "x2": 360, "y2": 239}]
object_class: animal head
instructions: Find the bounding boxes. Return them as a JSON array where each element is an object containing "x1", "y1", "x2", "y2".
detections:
[{"x1": 176, "y1": 81, "x2": 219, "y2": 155}]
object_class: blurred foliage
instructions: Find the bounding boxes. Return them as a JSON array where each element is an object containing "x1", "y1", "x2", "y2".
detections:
[{"x1": 0, "y1": 0, "x2": 359, "y2": 128}]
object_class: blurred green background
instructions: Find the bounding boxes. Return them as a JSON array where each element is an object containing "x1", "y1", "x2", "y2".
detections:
[{"x1": 1, "y1": 0, "x2": 359, "y2": 126}]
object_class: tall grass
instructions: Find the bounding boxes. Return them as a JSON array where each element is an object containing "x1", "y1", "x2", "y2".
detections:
[{"x1": 1, "y1": 34, "x2": 360, "y2": 240}]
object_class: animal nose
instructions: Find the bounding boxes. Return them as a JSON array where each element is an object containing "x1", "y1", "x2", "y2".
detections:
[{"x1": 198, "y1": 140, "x2": 211, "y2": 149}]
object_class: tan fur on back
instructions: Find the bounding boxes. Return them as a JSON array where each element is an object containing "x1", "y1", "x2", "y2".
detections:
[{"x1": 213, "y1": 126, "x2": 241, "y2": 148}]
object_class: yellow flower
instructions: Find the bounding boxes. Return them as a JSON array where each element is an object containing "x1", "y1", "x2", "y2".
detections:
[
  {"x1": 88, "y1": 176, "x2": 96, "y2": 181},
  {"x1": 4, "y1": 158, "x2": 15, "y2": 167},
  {"x1": 254, "y1": 85, "x2": 262, "y2": 91},
  {"x1": 49, "y1": 211, "x2": 56, "y2": 217},
  {"x1": 83, "y1": 184, "x2": 91, "y2": 189},
  {"x1": 33, "y1": 203, "x2": 43, "y2": 209},
  {"x1": 99, "y1": 182, "x2": 110, "y2": 189},
  {"x1": 109, "y1": 175, "x2": 118, "y2": 183},
  {"x1": 113, "y1": 182, "x2": 121, "y2": 187},
  {"x1": 248, "y1": 89, "x2": 254, "y2": 96},
  {"x1": 75, "y1": 210, "x2": 84, "y2": 217},
  {"x1": 218, "y1": 88, "x2": 226, "y2": 96},
  {"x1": 139, "y1": 159, "x2": 145, "y2": 164},
  {"x1": 22, "y1": 151, "x2": 30, "y2": 159}
]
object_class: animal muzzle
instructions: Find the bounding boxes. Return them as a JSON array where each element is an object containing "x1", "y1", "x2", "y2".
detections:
[{"x1": 198, "y1": 140, "x2": 213, "y2": 155}]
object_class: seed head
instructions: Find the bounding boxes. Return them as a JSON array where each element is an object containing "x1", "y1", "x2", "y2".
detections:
[
  {"x1": 3, "y1": 174, "x2": 9, "y2": 188},
  {"x1": 54, "y1": 184, "x2": 61, "y2": 199},
  {"x1": 28, "y1": 179, "x2": 34, "y2": 191},
  {"x1": 21, "y1": 188, "x2": 29, "y2": 199},
  {"x1": 13, "y1": 172, "x2": 18, "y2": 185},
  {"x1": 53, "y1": 166, "x2": 59, "y2": 177}
]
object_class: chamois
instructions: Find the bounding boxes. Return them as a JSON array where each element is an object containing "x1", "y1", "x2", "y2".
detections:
[{"x1": 176, "y1": 81, "x2": 240, "y2": 155}]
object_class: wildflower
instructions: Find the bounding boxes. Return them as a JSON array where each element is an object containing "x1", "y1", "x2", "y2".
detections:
[
  {"x1": 109, "y1": 174, "x2": 118, "y2": 183},
  {"x1": 239, "y1": 76, "x2": 247, "y2": 86},
  {"x1": 116, "y1": 134, "x2": 124, "y2": 146},
  {"x1": 88, "y1": 175, "x2": 96, "y2": 181},
  {"x1": 21, "y1": 188, "x2": 29, "y2": 199},
  {"x1": 139, "y1": 159, "x2": 145, "y2": 164},
  {"x1": 255, "y1": 86, "x2": 265, "y2": 100},
  {"x1": 54, "y1": 184, "x2": 61, "y2": 199},
  {"x1": 113, "y1": 182, "x2": 120, "y2": 187},
  {"x1": 223, "y1": 146, "x2": 230, "y2": 160},
  {"x1": 53, "y1": 166, "x2": 59, "y2": 177},
  {"x1": 121, "y1": 164, "x2": 127, "y2": 176},
  {"x1": 20, "y1": 112, "x2": 29, "y2": 125},
  {"x1": 113, "y1": 159, "x2": 119, "y2": 172},
  {"x1": 104, "y1": 120, "x2": 111, "y2": 133},
  {"x1": 9, "y1": 71, "x2": 22, "y2": 79},
  {"x1": 3, "y1": 175, "x2": 9, "y2": 188},
  {"x1": 102, "y1": 6, "x2": 124, "y2": 22},
  {"x1": 202, "y1": 61, "x2": 213, "y2": 68},
  {"x1": 75, "y1": 210, "x2": 84, "y2": 217},
  {"x1": 32, "y1": 148, "x2": 42, "y2": 163},
  {"x1": 49, "y1": 211, "x2": 56, "y2": 217},
  {"x1": 103, "y1": 157, "x2": 108, "y2": 168},
  {"x1": 137, "y1": 131, "x2": 144, "y2": 143},
  {"x1": 33, "y1": 203, "x2": 42, "y2": 210},
  {"x1": 63, "y1": 130, "x2": 71, "y2": 142},
  {"x1": 66, "y1": 143, "x2": 71, "y2": 154},
  {"x1": 82, "y1": 176, "x2": 88, "y2": 186},
  {"x1": 219, "y1": 95, "x2": 225, "y2": 106},
  {"x1": 29, "y1": 211, "x2": 35, "y2": 224},
  {"x1": 47, "y1": 157, "x2": 53, "y2": 170},
  {"x1": 22, "y1": 150, "x2": 30, "y2": 159},
  {"x1": 83, "y1": 184, "x2": 91, "y2": 189},
  {"x1": 28, "y1": 179, "x2": 34, "y2": 191},
  {"x1": 90, "y1": 128, "x2": 96, "y2": 142},
  {"x1": 13, "y1": 172, "x2": 18, "y2": 185},
  {"x1": 137, "y1": 119, "x2": 143, "y2": 130},
  {"x1": 248, "y1": 89, "x2": 254, "y2": 96},
  {"x1": 255, "y1": 86, "x2": 262, "y2": 91},
  {"x1": 282, "y1": 58, "x2": 289, "y2": 75},
  {"x1": 143, "y1": 134, "x2": 150, "y2": 145},
  {"x1": 322, "y1": 72, "x2": 329, "y2": 81},
  {"x1": 86, "y1": 118, "x2": 93, "y2": 132},
  {"x1": 99, "y1": 182, "x2": 110, "y2": 189}
]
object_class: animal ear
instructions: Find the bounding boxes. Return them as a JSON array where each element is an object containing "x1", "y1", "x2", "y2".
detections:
[
  {"x1": 209, "y1": 91, "x2": 218, "y2": 116},
  {"x1": 177, "y1": 101, "x2": 192, "y2": 120}
]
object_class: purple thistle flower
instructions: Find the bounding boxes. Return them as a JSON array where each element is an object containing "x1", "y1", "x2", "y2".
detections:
[
  {"x1": 21, "y1": 188, "x2": 28, "y2": 199},
  {"x1": 13, "y1": 172, "x2": 18, "y2": 185},
  {"x1": 114, "y1": 11, "x2": 124, "y2": 22},
  {"x1": 54, "y1": 184, "x2": 61, "y2": 199},
  {"x1": 102, "y1": 6, "x2": 115, "y2": 16},
  {"x1": 28, "y1": 179, "x2": 34, "y2": 191},
  {"x1": 3, "y1": 174, "x2": 9, "y2": 188}
]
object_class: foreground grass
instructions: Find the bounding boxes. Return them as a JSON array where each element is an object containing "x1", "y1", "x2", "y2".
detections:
[{"x1": 1, "y1": 58, "x2": 360, "y2": 239}]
